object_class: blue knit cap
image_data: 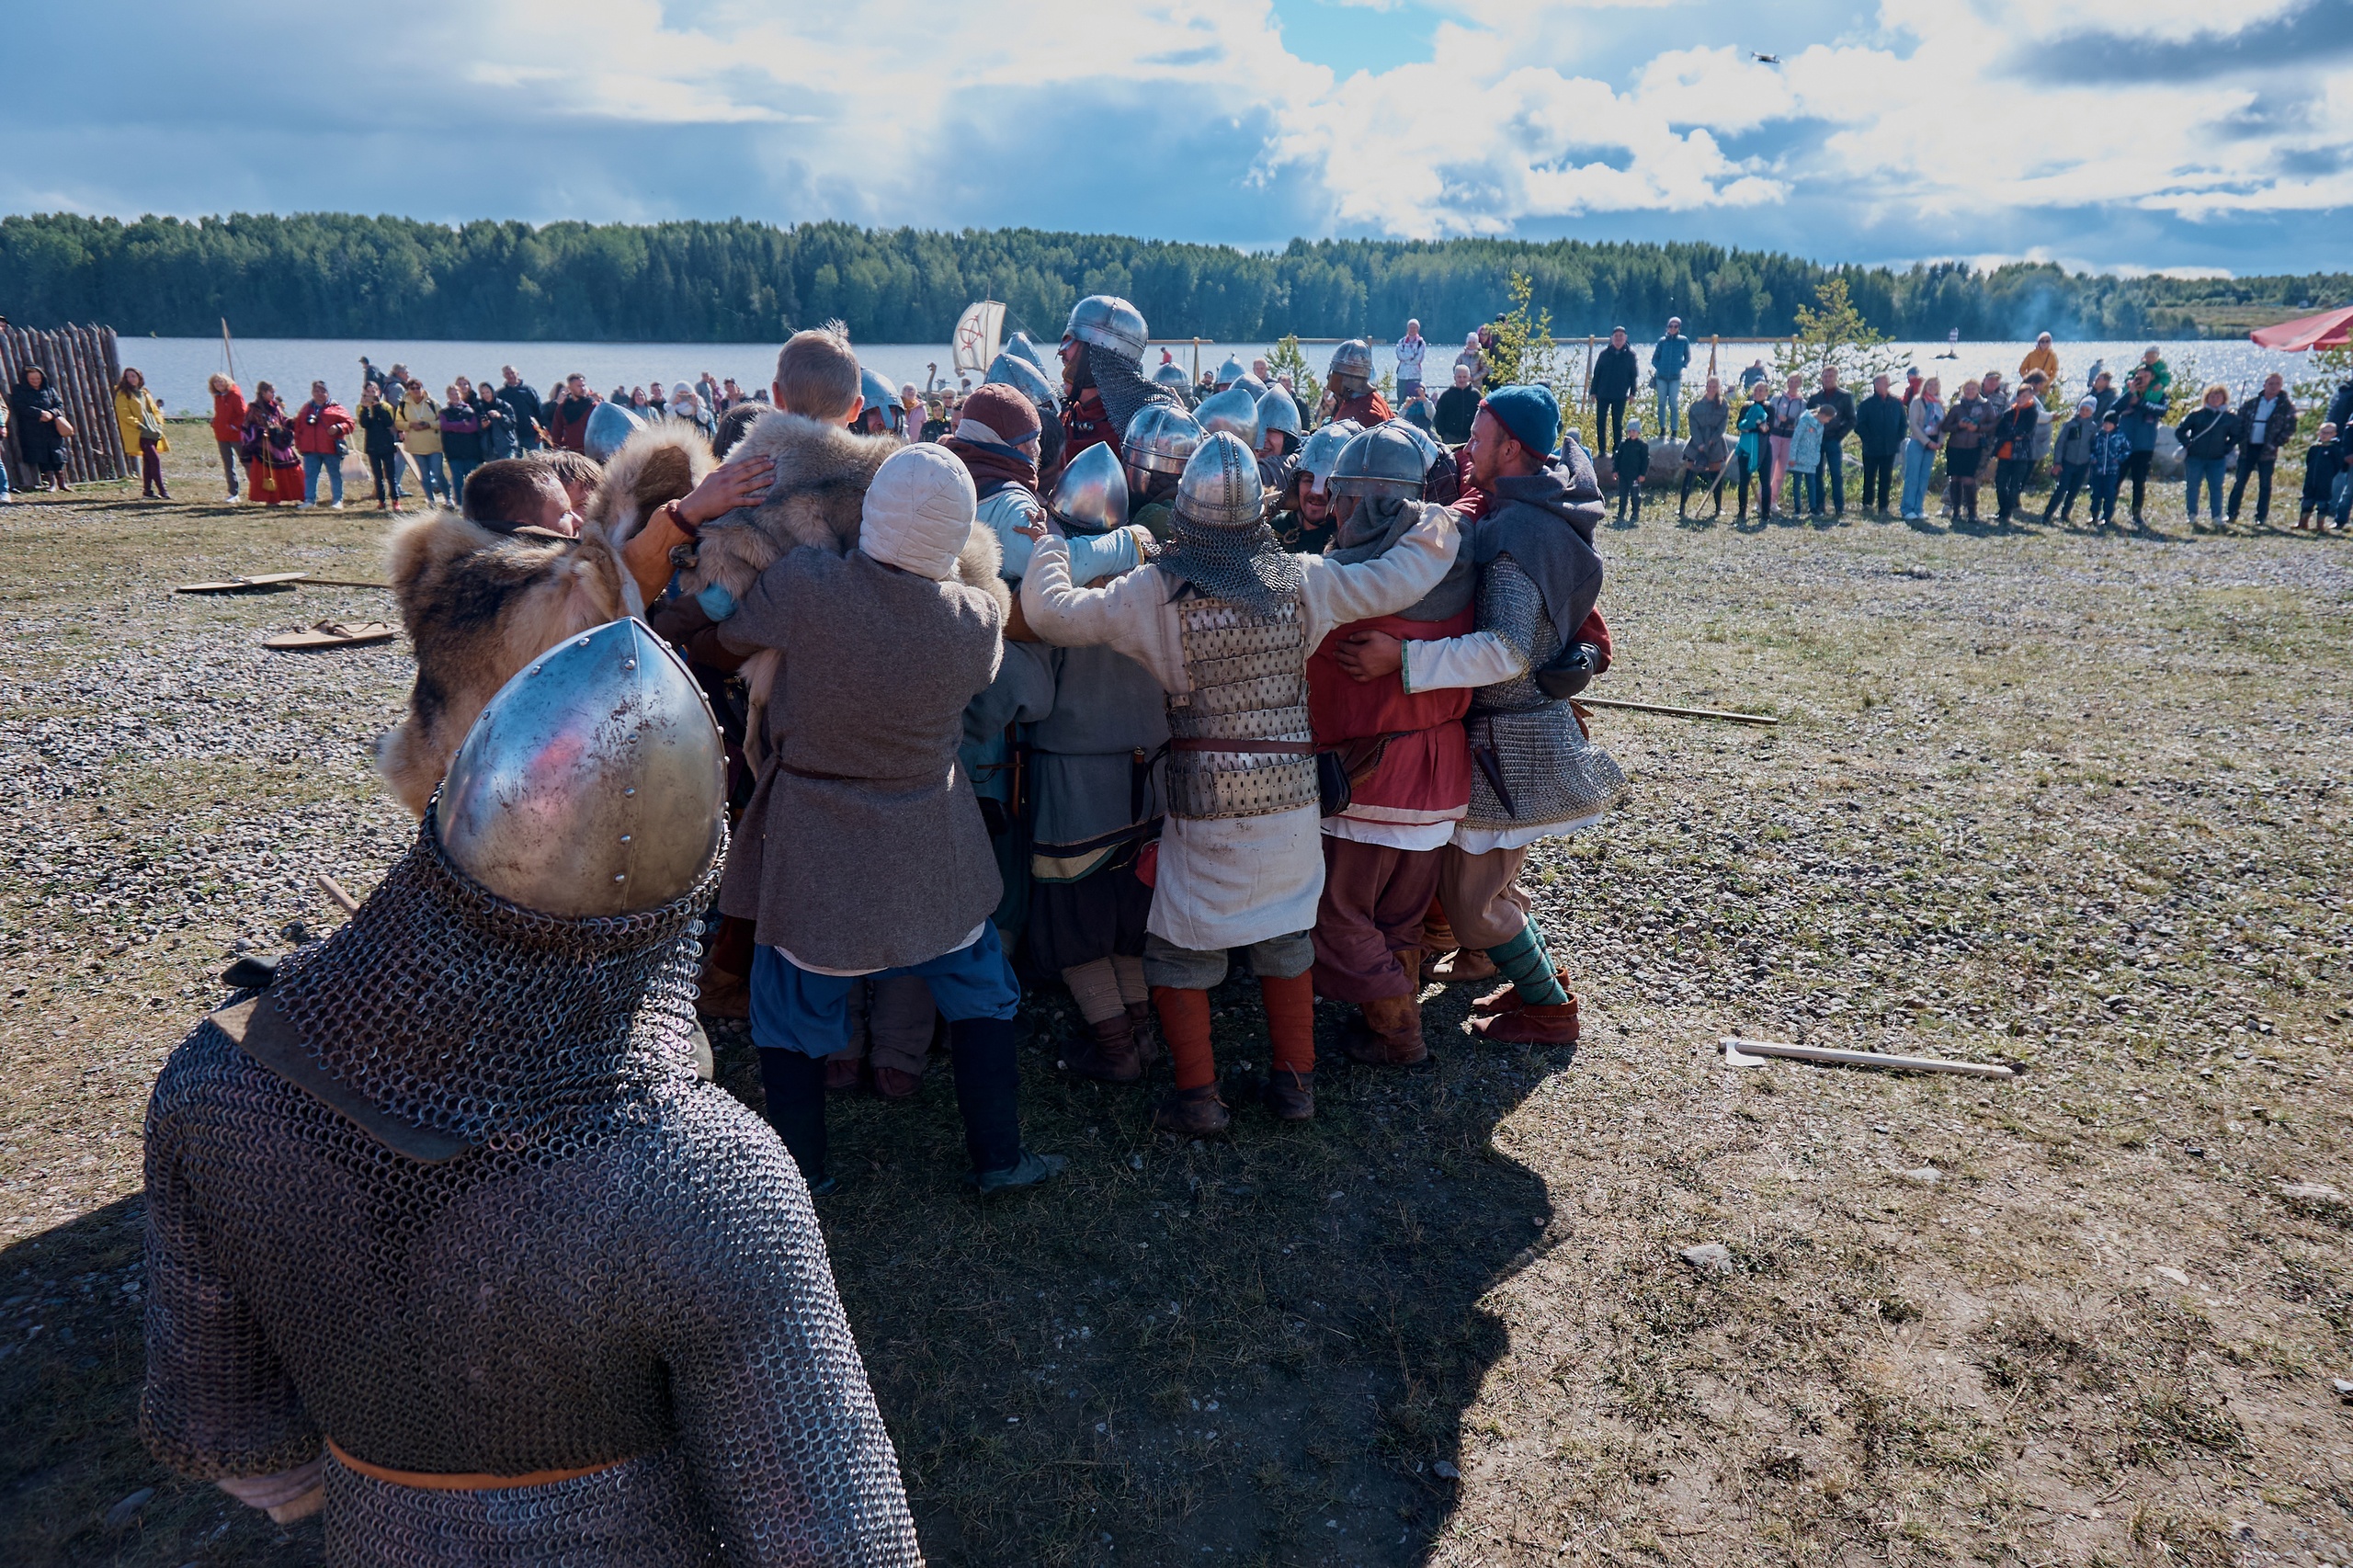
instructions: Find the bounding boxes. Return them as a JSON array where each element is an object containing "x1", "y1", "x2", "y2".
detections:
[{"x1": 1482, "y1": 384, "x2": 1559, "y2": 458}]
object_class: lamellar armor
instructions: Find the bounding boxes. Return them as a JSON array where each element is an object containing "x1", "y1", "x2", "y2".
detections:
[
  {"x1": 1157, "y1": 433, "x2": 1317, "y2": 821},
  {"x1": 141, "y1": 619, "x2": 922, "y2": 1566}
]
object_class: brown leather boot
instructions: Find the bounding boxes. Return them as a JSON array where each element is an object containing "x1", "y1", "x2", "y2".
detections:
[
  {"x1": 824, "y1": 1056, "x2": 862, "y2": 1092},
  {"x1": 1262, "y1": 1067, "x2": 1314, "y2": 1121},
  {"x1": 1065, "y1": 1014, "x2": 1142, "y2": 1084},
  {"x1": 694, "y1": 960, "x2": 751, "y2": 1020},
  {"x1": 1346, "y1": 994, "x2": 1427, "y2": 1066},
  {"x1": 870, "y1": 1065, "x2": 920, "y2": 1101},
  {"x1": 1151, "y1": 1083, "x2": 1232, "y2": 1137},
  {"x1": 1429, "y1": 946, "x2": 1499, "y2": 984},
  {"x1": 1124, "y1": 1000, "x2": 1161, "y2": 1066},
  {"x1": 1471, "y1": 965, "x2": 1572, "y2": 1017},
  {"x1": 1470, "y1": 991, "x2": 1580, "y2": 1046}
]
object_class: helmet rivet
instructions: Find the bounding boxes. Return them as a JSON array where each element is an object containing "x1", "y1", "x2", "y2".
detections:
[
  {"x1": 613, "y1": 873, "x2": 626, "y2": 882},
  {"x1": 622, "y1": 659, "x2": 637, "y2": 671},
  {"x1": 577, "y1": 637, "x2": 591, "y2": 647},
  {"x1": 529, "y1": 665, "x2": 541, "y2": 676},
  {"x1": 620, "y1": 834, "x2": 632, "y2": 844},
  {"x1": 624, "y1": 787, "x2": 636, "y2": 797}
]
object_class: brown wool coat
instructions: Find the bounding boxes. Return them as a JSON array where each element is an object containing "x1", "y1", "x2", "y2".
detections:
[{"x1": 717, "y1": 545, "x2": 1008, "y2": 971}]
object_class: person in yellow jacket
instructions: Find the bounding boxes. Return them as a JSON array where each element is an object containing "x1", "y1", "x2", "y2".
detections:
[
  {"x1": 397, "y1": 378, "x2": 451, "y2": 506},
  {"x1": 2018, "y1": 333, "x2": 2062, "y2": 392},
  {"x1": 115, "y1": 367, "x2": 172, "y2": 500}
]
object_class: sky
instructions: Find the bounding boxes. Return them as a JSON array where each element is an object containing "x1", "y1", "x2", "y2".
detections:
[{"x1": 12, "y1": 0, "x2": 2352, "y2": 276}]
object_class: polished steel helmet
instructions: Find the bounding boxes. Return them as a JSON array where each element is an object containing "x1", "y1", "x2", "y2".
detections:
[
  {"x1": 1330, "y1": 422, "x2": 1428, "y2": 500},
  {"x1": 1296, "y1": 418, "x2": 1363, "y2": 493},
  {"x1": 1257, "y1": 386, "x2": 1303, "y2": 440},
  {"x1": 1232, "y1": 372, "x2": 1268, "y2": 401},
  {"x1": 1194, "y1": 385, "x2": 1261, "y2": 448},
  {"x1": 1064, "y1": 294, "x2": 1148, "y2": 360},
  {"x1": 437, "y1": 619, "x2": 724, "y2": 918},
  {"x1": 859, "y1": 368, "x2": 902, "y2": 432},
  {"x1": 1213, "y1": 355, "x2": 1247, "y2": 388},
  {"x1": 1150, "y1": 360, "x2": 1192, "y2": 391},
  {"x1": 983, "y1": 349, "x2": 1057, "y2": 413},
  {"x1": 1327, "y1": 339, "x2": 1375, "y2": 387},
  {"x1": 1385, "y1": 415, "x2": 1440, "y2": 472},
  {"x1": 1122, "y1": 402, "x2": 1202, "y2": 477},
  {"x1": 1002, "y1": 330, "x2": 1054, "y2": 381},
  {"x1": 1050, "y1": 440, "x2": 1130, "y2": 536},
  {"x1": 582, "y1": 401, "x2": 643, "y2": 463},
  {"x1": 1173, "y1": 431, "x2": 1265, "y2": 530}
]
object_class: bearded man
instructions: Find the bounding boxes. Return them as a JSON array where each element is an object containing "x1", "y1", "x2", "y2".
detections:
[
  {"x1": 1057, "y1": 294, "x2": 1178, "y2": 466},
  {"x1": 1324, "y1": 339, "x2": 1392, "y2": 427}
]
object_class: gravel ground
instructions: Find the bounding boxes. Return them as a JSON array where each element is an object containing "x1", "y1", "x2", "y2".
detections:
[{"x1": 2, "y1": 433, "x2": 2349, "y2": 1566}]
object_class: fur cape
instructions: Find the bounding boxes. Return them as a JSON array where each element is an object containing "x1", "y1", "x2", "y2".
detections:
[
  {"x1": 677, "y1": 415, "x2": 1014, "y2": 741},
  {"x1": 372, "y1": 422, "x2": 715, "y2": 815}
]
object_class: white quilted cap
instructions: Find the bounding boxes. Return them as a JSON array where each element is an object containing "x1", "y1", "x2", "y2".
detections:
[{"x1": 858, "y1": 443, "x2": 977, "y2": 581}]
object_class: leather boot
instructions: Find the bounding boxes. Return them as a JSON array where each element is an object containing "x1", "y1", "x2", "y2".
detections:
[
  {"x1": 824, "y1": 1056, "x2": 862, "y2": 1092},
  {"x1": 1065, "y1": 1014, "x2": 1142, "y2": 1084},
  {"x1": 1152, "y1": 1083, "x2": 1232, "y2": 1137},
  {"x1": 1124, "y1": 1000, "x2": 1161, "y2": 1066},
  {"x1": 693, "y1": 960, "x2": 750, "y2": 1020},
  {"x1": 1430, "y1": 946, "x2": 1498, "y2": 984},
  {"x1": 1262, "y1": 1067, "x2": 1314, "y2": 1121},
  {"x1": 1472, "y1": 964, "x2": 1573, "y2": 1016},
  {"x1": 1471, "y1": 990, "x2": 1580, "y2": 1047},
  {"x1": 1346, "y1": 994, "x2": 1427, "y2": 1066}
]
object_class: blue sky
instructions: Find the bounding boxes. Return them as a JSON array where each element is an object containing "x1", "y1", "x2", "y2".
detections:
[{"x1": 10, "y1": 0, "x2": 2350, "y2": 277}]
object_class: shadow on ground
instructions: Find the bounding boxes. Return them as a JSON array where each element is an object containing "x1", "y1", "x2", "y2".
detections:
[{"x1": 4, "y1": 980, "x2": 1552, "y2": 1568}]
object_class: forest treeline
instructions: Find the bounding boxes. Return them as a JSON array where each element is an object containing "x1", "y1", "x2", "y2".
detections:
[{"x1": 4, "y1": 211, "x2": 2341, "y2": 345}]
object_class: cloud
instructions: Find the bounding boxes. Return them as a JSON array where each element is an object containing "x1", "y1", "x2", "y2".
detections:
[{"x1": 1, "y1": 0, "x2": 2347, "y2": 274}]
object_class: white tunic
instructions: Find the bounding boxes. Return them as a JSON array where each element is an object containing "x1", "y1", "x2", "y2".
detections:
[{"x1": 1022, "y1": 508, "x2": 1461, "y2": 951}]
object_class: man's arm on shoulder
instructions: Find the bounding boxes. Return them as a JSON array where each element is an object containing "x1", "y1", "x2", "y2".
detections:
[
  {"x1": 1299, "y1": 501, "x2": 1460, "y2": 645},
  {"x1": 1019, "y1": 534, "x2": 1157, "y2": 660}
]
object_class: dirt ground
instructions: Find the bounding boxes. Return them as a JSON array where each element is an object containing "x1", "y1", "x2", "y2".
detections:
[{"x1": 1, "y1": 427, "x2": 2348, "y2": 1567}]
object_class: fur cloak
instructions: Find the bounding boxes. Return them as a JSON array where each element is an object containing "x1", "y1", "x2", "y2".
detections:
[
  {"x1": 373, "y1": 421, "x2": 714, "y2": 815},
  {"x1": 676, "y1": 415, "x2": 1012, "y2": 736}
]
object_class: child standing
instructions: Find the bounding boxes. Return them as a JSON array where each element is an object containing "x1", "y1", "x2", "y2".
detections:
[
  {"x1": 2298, "y1": 423, "x2": 2344, "y2": 531},
  {"x1": 2087, "y1": 415, "x2": 2131, "y2": 527},
  {"x1": 1611, "y1": 421, "x2": 1650, "y2": 523}
]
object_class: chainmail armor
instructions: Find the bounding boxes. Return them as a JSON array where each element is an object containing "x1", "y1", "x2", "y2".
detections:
[
  {"x1": 1152, "y1": 516, "x2": 1302, "y2": 617},
  {"x1": 142, "y1": 817, "x2": 924, "y2": 1566},
  {"x1": 1165, "y1": 596, "x2": 1319, "y2": 819},
  {"x1": 1087, "y1": 343, "x2": 1178, "y2": 446},
  {"x1": 1461, "y1": 558, "x2": 1629, "y2": 831}
]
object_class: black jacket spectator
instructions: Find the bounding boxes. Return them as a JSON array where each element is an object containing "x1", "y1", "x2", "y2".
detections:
[
  {"x1": 1804, "y1": 386, "x2": 1856, "y2": 445},
  {"x1": 494, "y1": 380, "x2": 545, "y2": 451},
  {"x1": 2175, "y1": 405, "x2": 2239, "y2": 460},
  {"x1": 2326, "y1": 378, "x2": 2353, "y2": 433},
  {"x1": 1587, "y1": 344, "x2": 1640, "y2": 402},
  {"x1": 1434, "y1": 382, "x2": 1481, "y2": 444},
  {"x1": 1853, "y1": 392, "x2": 1905, "y2": 458},
  {"x1": 1611, "y1": 436, "x2": 1650, "y2": 486}
]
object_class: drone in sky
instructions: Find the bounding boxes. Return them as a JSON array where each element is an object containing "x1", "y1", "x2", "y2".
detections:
[{"x1": 1751, "y1": 51, "x2": 1781, "y2": 64}]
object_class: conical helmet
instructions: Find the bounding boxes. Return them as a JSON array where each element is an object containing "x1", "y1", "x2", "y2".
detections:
[
  {"x1": 859, "y1": 368, "x2": 901, "y2": 433},
  {"x1": 1327, "y1": 338, "x2": 1374, "y2": 388},
  {"x1": 1330, "y1": 422, "x2": 1427, "y2": 500},
  {"x1": 1296, "y1": 418, "x2": 1363, "y2": 493},
  {"x1": 1214, "y1": 355, "x2": 1247, "y2": 388},
  {"x1": 1257, "y1": 386, "x2": 1303, "y2": 439},
  {"x1": 1173, "y1": 431, "x2": 1264, "y2": 530},
  {"x1": 1151, "y1": 359, "x2": 1192, "y2": 390},
  {"x1": 1195, "y1": 384, "x2": 1261, "y2": 448},
  {"x1": 1122, "y1": 402, "x2": 1202, "y2": 476},
  {"x1": 1050, "y1": 441, "x2": 1129, "y2": 536},
  {"x1": 983, "y1": 348, "x2": 1056, "y2": 413},
  {"x1": 1232, "y1": 372, "x2": 1268, "y2": 401},
  {"x1": 582, "y1": 401, "x2": 643, "y2": 462},
  {"x1": 437, "y1": 619, "x2": 725, "y2": 918},
  {"x1": 1064, "y1": 295, "x2": 1147, "y2": 360}
]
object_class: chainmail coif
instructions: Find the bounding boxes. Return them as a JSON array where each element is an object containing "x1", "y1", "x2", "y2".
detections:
[
  {"x1": 1153, "y1": 507, "x2": 1303, "y2": 617},
  {"x1": 141, "y1": 814, "x2": 925, "y2": 1566},
  {"x1": 1086, "y1": 341, "x2": 1177, "y2": 444}
]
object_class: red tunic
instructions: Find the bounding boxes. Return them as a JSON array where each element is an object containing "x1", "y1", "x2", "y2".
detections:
[
  {"x1": 1060, "y1": 388, "x2": 1120, "y2": 466},
  {"x1": 1331, "y1": 389, "x2": 1393, "y2": 426},
  {"x1": 1307, "y1": 604, "x2": 1477, "y2": 834}
]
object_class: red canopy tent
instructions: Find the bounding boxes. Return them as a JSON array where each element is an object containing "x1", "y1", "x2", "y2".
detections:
[{"x1": 2249, "y1": 304, "x2": 2353, "y2": 352}]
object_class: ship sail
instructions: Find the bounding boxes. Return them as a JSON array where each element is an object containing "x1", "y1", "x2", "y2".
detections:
[{"x1": 951, "y1": 300, "x2": 1006, "y2": 376}]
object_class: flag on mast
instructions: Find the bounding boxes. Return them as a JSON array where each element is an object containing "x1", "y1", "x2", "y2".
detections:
[{"x1": 951, "y1": 301, "x2": 1006, "y2": 376}]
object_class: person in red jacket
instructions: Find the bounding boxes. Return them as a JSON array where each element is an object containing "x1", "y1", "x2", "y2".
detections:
[
  {"x1": 291, "y1": 379, "x2": 354, "y2": 508},
  {"x1": 1324, "y1": 339, "x2": 1392, "y2": 426},
  {"x1": 545, "y1": 372, "x2": 601, "y2": 452},
  {"x1": 207, "y1": 374, "x2": 248, "y2": 503},
  {"x1": 1307, "y1": 424, "x2": 1475, "y2": 1066}
]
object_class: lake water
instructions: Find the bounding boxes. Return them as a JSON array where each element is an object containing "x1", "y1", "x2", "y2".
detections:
[{"x1": 126, "y1": 335, "x2": 2329, "y2": 418}]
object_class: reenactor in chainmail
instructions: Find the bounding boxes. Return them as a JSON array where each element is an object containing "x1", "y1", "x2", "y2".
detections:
[
  {"x1": 1334, "y1": 385, "x2": 1629, "y2": 1050},
  {"x1": 1121, "y1": 402, "x2": 1202, "y2": 542},
  {"x1": 141, "y1": 619, "x2": 923, "y2": 1564},
  {"x1": 1323, "y1": 338, "x2": 1393, "y2": 427},
  {"x1": 1019, "y1": 431, "x2": 1461, "y2": 1132},
  {"x1": 1056, "y1": 293, "x2": 1181, "y2": 469}
]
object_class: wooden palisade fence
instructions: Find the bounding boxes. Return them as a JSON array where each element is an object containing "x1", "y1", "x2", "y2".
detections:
[{"x1": 0, "y1": 323, "x2": 132, "y2": 488}]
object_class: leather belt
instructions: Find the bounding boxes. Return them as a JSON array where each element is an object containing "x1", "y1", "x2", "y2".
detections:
[
  {"x1": 1166, "y1": 737, "x2": 1315, "y2": 756},
  {"x1": 326, "y1": 1437, "x2": 633, "y2": 1493}
]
